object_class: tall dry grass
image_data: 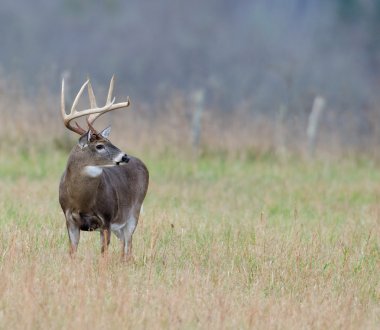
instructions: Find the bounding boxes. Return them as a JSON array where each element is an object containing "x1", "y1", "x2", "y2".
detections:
[{"x1": 0, "y1": 150, "x2": 379, "y2": 329}]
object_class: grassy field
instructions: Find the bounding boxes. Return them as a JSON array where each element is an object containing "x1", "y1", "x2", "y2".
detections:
[{"x1": 0, "y1": 143, "x2": 379, "y2": 329}]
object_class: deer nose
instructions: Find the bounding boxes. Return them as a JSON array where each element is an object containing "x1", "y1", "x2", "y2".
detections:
[{"x1": 121, "y1": 154, "x2": 130, "y2": 163}]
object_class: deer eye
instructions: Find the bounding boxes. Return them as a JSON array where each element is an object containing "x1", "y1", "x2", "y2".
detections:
[{"x1": 96, "y1": 144, "x2": 105, "y2": 150}]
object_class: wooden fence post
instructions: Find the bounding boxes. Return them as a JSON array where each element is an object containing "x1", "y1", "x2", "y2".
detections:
[
  {"x1": 191, "y1": 89, "x2": 205, "y2": 151},
  {"x1": 307, "y1": 96, "x2": 326, "y2": 157}
]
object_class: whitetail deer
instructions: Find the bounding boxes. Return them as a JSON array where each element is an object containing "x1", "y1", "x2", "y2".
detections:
[{"x1": 59, "y1": 76, "x2": 149, "y2": 261}]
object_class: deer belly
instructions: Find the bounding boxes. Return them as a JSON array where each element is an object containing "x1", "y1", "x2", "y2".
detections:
[{"x1": 75, "y1": 213, "x2": 103, "y2": 231}]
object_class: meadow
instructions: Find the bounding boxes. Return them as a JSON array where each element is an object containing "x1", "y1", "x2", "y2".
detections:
[
  {"x1": 0, "y1": 139, "x2": 379, "y2": 329},
  {"x1": 0, "y1": 79, "x2": 379, "y2": 329}
]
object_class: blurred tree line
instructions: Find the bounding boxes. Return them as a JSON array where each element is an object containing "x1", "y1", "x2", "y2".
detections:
[{"x1": 0, "y1": 0, "x2": 380, "y2": 120}]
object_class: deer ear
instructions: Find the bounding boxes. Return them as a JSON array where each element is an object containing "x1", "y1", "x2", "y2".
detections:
[
  {"x1": 100, "y1": 126, "x2": 111, "y2": 139},
  {"x1": 78, "y1": 130, "x2": 91, "y2": 148}
]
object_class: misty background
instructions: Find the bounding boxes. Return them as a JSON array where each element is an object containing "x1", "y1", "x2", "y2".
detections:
[{"x1": 1, "y1": 0, "x2": 380, "y2": 155}]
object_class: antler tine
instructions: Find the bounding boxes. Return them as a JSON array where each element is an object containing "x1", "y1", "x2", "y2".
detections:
[
  {"x1": 61, "y1": 78, "x2": 65, "y2": 118},
  {"x1": 88, "y1": 80, "x2": 97, "y2": 108},
  {"x1": 87, "y1": 76, "x2": 131, "y2": 126},
  {"x1": 61, "y1": 79, "x2": 86, "y2": 135},
  {"x1": 71, "y1": 80, "x2": 89, "y2": 114},
  {"x1": 107, "y1": 75, "x2": 115, "y2": 104}
]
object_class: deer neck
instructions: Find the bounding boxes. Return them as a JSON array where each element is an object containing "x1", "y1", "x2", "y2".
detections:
[
  {"x1": 66, "y1": 146, "x2": 102, "y2": 174},
  {"x1": 63, "y1": 148, "x2": 104, "y2": 209}
]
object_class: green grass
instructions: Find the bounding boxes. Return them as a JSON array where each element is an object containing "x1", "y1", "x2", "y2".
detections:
[{"x1": 0, "y1": 145, "x2": 379, "y2": 329}]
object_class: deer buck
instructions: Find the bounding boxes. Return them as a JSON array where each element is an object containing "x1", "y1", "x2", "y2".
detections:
[{"x1": 58, "y1": 76, "x2": 149, "y2": 261}]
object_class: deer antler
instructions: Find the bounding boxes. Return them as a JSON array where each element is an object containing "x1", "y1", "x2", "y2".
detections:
[{"x1": 61, "y1": 76, "x2": 131, "y2": 135}]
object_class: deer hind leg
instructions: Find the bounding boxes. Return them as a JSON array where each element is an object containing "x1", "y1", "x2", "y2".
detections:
[
  {"x1": 100, "y1": 228, "x2": 111, "y2": 255},
  {"x1": 66, "y1": 219, "x2": 80, "y2": 256},
  {"x1": 111, "y1": 228, "x2": 126, "y2": 259},
  {"x1": 122, "y1": 214, "x2": 138, "y2": 262}
]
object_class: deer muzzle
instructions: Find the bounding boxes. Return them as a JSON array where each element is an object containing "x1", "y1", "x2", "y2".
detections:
[
  {"x1": 121, "y1": 154, "x2": 130, "y2": 163},
  {"x1": 115, "y1": 153, "x2": 130, "y2": 165}
]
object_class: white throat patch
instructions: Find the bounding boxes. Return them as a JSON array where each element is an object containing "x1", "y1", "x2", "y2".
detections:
[{"x1": 82, "y1": 166, "x2": 103, "y2": 178}]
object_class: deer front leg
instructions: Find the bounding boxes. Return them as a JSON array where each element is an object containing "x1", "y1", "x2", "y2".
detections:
[
  {"x1": 66, "y1": 221, "x2": 80, "y2": 256},
  {"x1": 100, "y1": 228, "x2": 111, "y2": 255}
]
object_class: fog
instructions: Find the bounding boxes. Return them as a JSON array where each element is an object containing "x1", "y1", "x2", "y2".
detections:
[{"x1": 1, "y1": 0, "x2": 380, "y2": 122}]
